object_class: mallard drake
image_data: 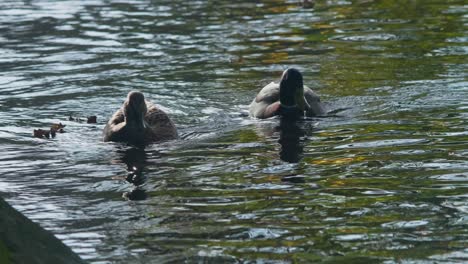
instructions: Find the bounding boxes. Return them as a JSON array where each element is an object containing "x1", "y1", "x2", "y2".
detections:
[
  {"x1": 249, "y1": 68, "x2": 325, "y2": 119},
  {"x1": 103, "y1": 91, "x2": 178, "y2": 145}
]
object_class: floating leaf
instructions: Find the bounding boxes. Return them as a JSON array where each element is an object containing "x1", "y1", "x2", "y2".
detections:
[{"x1": 50, "y1": 123, "x2": 65, "y2": 135}]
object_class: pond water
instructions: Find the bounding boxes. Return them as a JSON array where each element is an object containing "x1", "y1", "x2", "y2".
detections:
[{"x1": 0, "y1": 0, "x2": 467, "y2": 263}]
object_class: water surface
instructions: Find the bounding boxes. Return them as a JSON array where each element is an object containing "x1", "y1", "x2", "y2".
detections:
[{"x1": 0, "y1": 0, "x2": 467, "y2": 263}]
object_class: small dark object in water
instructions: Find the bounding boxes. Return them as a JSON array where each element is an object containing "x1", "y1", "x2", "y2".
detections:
[
  {"x1": 69, "y1": 115, "x2": 97, "y2": 123},
  {"x1": 366, "y1": 160, "x2": 384, "y2": 168},
  {"x1": 87, "y1": 116, "x2": 97, "y2": 124},
  {"x1": 50, "y1": 123, "x2": 65, "y2": 132},
  {"x1": 33, "y1": 123, "x2": 65, "y2": 139},
  {"x1": 302, "y1": 0, "x2": 315, "y2": 8},
  {"x1": 50, "y1": 123, "x2": 66, "y2": 137},
  {"x1": 33, "y1": 129, "x2": 50, "y2": 139}
]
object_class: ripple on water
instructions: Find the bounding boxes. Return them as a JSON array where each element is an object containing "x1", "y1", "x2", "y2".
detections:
[
  {"x1": 335, "y1": 138, "x2": 429, "y2": 149},
  {"x1": 0, "y1": 0, "x2": 467, "y2": 263}
]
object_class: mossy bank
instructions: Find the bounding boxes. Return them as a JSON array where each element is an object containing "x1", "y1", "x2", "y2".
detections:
[{"x1": 0, "y1": 197, "x2": 85, "y2": 264}]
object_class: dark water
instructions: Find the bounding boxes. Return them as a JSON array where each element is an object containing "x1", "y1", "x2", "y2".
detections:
[{"x1": 1, "y1": 0, "x2": 467, "y2": 263}]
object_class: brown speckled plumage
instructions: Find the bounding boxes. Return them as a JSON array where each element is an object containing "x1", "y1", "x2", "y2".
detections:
[{"x1": 103, "y1": 91, "x2": 178, "y2": 145}]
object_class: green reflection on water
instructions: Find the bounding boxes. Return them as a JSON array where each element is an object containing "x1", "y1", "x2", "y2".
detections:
[
  {"x1": 0, "y1": 240, "x2": 10, "y2": 264},
  {"x1": 0, "y1": 0, "x2": 466, "y2": 262}
]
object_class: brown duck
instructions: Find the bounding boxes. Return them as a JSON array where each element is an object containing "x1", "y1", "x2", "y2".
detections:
[
  {"x1": 103, "y1": 91, "x2": 178, "y2": 145},
  {"x1": 249, "y1": 68, "x2": 325, "y2": 119}
]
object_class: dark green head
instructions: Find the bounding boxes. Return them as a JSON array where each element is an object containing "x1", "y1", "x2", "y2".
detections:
[{"x1": 279, "y1": 68, "x2": 305, "y2": 117}]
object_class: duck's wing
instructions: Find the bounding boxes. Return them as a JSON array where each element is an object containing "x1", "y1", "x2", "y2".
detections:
[
  {"x1": 108, "y1": 108, "x2": 125, "y2": 125},
  {"x1": 249, "y1": 82, "x2": 281, "y2": 118},
  {"x1": 254, "y1": 82, "x2": 280, "y2": 103},
  {"x1": 145, "y1": 102, "x2": 178, "y2": 141},
  {"x1": 102, "y1": 108, "x2": 126, "y2": 142},
  {"x1": 304, "y1": 86, "x2": 326, "y2": 117}
]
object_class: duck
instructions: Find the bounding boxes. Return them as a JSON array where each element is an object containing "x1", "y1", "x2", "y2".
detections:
[
  {"x1": 249, "y1": 68, "x2": 325, "y2": 119},
  {"x1": 103, "y1": 91, "x2": 178, "y2": 145}
]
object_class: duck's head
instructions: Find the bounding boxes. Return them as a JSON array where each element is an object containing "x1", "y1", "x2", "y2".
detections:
[
  {"x1": 123, "y1": 91, "x2": 148, "y2": 128},
  {"x1": 279, "y1": 68, "x2": 305, "y2": 117}
]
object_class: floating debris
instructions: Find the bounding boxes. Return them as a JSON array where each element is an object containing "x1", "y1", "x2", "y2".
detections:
[
  {"x1": 34, "y1": 115, "x2": 96, "y2": 140},
  {"x1": 33, "y1": 123, "x2": 66, "y2": 139},
  {"x1": 68, "y1": 115, "x2": 82, "y2": 122},
  {"x1": 33, "y1": 129, "x2": 51, "y2": 139},
  {"x1": 69, "y1": 115, "x2": 97, "y2": 123},
  {"x1": 87, "y1": 116, "x2": 97, "y2": 124},
  {"x1": 50, "y1": 123, "x2": 66, "y2": 133}
]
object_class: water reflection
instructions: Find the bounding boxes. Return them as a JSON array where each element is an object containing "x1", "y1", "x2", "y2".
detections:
[
  {"x1": 278, "y1": 118, "x2": 305, "y2": 163},
  {"x1": 117, "y1": 147, "x2": 148, "y2": 201},
  {"x1": 253, "y1": 117, "x2": 318, "y2": 163},
  {"x1": 0, "y1": 0, "x2": 466, "y2": 262},
  {"x1": 122, "y1": 187, "x2": 147, "y2": 201}
]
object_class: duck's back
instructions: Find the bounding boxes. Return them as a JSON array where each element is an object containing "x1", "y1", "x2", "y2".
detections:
[
  {"x1": 103, "y1": 101, "x2": 178, "y2": 144},
  {"x1": 144, "y1": 102, "x2": 178, "y2": 141},
  {"x1": 249, "y1": 82, "x2": 325, "y2": 118},
  {"x1": 103, "y1": 109, "x2": 125, "y2": 142},
  {"x1": 254, "y1": 82, "x2": 280, "y2": 103},
  {"x1": 304, "y1": 86, "x2": 326, "y2": 117},
  {"x1": 249, "y1": 82, "x2": 280, "y2": 118}
]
